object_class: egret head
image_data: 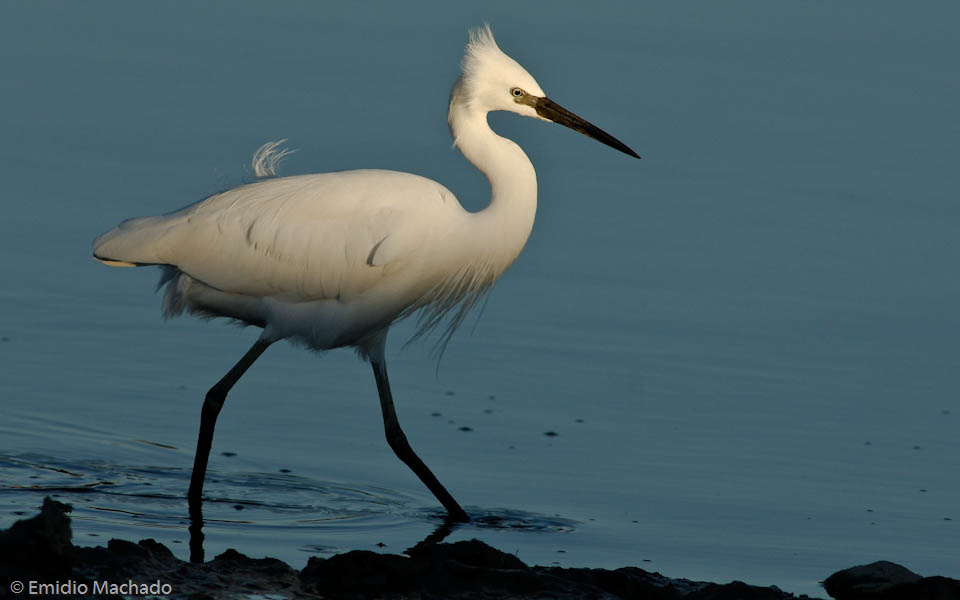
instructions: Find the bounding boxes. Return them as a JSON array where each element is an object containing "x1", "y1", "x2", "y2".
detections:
[
  {"x1": 452, "y1": 25, "x2": 640, "y2": 159},
  {"x1": 457, "y1": 24, "x2": 546, "y2": 118}
]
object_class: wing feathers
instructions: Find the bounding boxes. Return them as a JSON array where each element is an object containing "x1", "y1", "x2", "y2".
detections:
[{"x1": 94, "y1": 170, "x2": 461, "y2": 303}]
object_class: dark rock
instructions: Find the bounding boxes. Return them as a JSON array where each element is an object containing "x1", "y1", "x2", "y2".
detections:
[
  {"x1": 302, "y1": 551, "x2": 417, "y2": 597},
  {"x1": 6, "y1": 497, "x2": 954, "y2": 599},
  {"x1": 73, "y1": 537, "x2": 181, "y2": 582},
  {"x1": 208, "y1": 549, "x2": 299, "y2": 592},
  {"x1": 407, "y1": 538, "x2": 527, "y2": 569},
  {"x1": 302, "y1": 538, "x2": 816, "y2": 599},
  {"x1": 823, "y1": 560, "x2": 960, "y2": 599},
  {"x1": 0, "y1": 498, "x2": 73, "y2": 582},
  {"x1": 689, "y1": 581, "x2": 799, "y2": 599}
]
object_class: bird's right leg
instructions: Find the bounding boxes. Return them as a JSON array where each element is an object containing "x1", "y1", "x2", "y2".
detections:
[{"x1": 188, "y1": 338, "x2": 272, "y2": 503}]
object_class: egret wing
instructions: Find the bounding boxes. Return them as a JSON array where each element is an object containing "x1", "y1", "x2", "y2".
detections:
[{"x1": 94, "y1": 170, "x2": 460, "y2": 302}]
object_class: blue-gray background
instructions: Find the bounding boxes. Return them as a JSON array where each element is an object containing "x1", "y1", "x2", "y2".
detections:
[{"x1": 1, "y1": 2, "x2": 957, "y2": 596}]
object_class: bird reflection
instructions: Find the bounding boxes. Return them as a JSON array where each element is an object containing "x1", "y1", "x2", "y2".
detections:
[{"x1": 187, "y1": 497, "x2": 458, "y2": 564}]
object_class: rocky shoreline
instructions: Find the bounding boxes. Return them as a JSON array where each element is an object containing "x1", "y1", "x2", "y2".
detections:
[{"x1": 2, "y1": 498, "x2": 958, "y2": 599}]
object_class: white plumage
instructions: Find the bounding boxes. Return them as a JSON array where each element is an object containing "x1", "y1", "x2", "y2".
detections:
[
  {"x1": 96, "y1": 169, "x2": 496, "y2": 355},
  {"x1": 93, "y1": 25, "x2": 639, "y2": 522}
]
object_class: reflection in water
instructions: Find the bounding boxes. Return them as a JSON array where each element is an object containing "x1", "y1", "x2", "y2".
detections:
[
  {"x1": 188, "y1": 494, "x2": 464, "y2": 563},
  {"x1": 2, "y1": 452, "x2": 578, "y2": 567},
  {"x1": 188, "y1": 496, "x2": 205, "y2": 563}
]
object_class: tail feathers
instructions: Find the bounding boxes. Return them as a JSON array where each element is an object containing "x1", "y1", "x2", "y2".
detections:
[
  {"x1": 94, "y1": 256, "x2": 138, "y2": 267},
  {"x1": 92, "y1": 212, "x2": 183, "y2": 268},
  {"x1": 93, "y1": 139, "x2": 291, "y2": 268}
]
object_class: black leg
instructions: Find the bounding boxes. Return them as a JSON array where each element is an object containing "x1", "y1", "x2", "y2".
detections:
[
  {"x1": 371, "y1": 359, "x2": 469, "y2": 522},
  {"x1": 188, "y1": 338, "x2": 272, "y2": 503},
  {"x1": 188, "y1": 496, "x2": 205, "y2": 563}
]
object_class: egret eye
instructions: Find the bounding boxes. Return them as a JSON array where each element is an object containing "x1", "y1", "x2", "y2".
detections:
[{"x1": 511, "y1": 87, "x2": 524, "y2": 97}]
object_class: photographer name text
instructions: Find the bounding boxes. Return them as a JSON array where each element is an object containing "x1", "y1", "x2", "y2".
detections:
[{"x1": 14, "y1": 579, "x2": 172, "y2": 596}]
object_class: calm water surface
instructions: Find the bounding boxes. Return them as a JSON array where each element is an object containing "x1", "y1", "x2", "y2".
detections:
[{"x1": 2, "y1": 3, "x2": 958, "y2": 597}]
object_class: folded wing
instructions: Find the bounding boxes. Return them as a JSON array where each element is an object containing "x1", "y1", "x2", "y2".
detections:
[{"x1": 93, "y1": 170, "x2": 461, "y2": 303}]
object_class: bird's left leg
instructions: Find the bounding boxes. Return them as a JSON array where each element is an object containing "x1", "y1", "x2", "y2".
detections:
[
  {"x1": 371, "y1": 359, "x2": 470, "y2": 522},
  {"x1": 188, "y1": 338, "x2": 272, "y2": 503}
]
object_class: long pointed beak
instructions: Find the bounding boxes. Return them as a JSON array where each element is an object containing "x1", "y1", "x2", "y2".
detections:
[{"x1": 535, "y1": 97, "x2": 641, "y2": 159}]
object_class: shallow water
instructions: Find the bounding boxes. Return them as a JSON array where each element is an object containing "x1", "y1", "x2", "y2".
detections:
[{"x1": 2, "y1": 2, "x2": 959, "y2": 597}]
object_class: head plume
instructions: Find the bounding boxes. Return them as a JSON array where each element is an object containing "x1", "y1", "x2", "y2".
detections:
[{"x1": 451, "y1": 25, "x2": 545, "y2": 115}]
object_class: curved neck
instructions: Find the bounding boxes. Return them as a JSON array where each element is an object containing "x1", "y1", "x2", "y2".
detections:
[{"x1": 448, "y1": 88, "x2": 537, "y2": 270}]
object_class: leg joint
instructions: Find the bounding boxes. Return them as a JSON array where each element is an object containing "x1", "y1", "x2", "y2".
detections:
[
  {"x1": 203, "y1": 386, "x2": 226, "y2": 414},
  {"x1": 385, "y1": 425, "x2": 410, "y2": 452}
]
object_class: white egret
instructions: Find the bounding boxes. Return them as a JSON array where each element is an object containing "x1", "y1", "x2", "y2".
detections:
[{"x1": 93, "y1": 25, "x2": 639, "y2": 522}]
